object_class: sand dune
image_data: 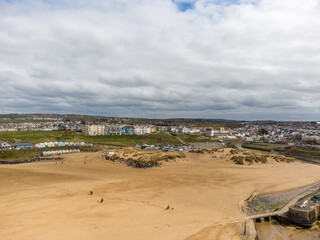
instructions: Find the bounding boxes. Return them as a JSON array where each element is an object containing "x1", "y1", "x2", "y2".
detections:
[{"x1": 1, "y1": 150, "x2": 319, "y2": 240}]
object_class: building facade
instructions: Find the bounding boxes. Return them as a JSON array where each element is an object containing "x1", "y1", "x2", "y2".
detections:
[{"x1": 81, "y1": 125, "x2": 105, "y2": 136}]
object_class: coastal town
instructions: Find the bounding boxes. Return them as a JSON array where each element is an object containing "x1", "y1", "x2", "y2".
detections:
[
  {"x1": 1, "y1": 116, "x2": 320, "y2": 171},
  {"x1": 1, "y1": 117, "x2": 320, "y2": 146}
]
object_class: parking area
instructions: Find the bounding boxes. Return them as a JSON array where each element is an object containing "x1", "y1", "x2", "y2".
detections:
[{"x1": 292, "y1": 192, "x2": 320, "y2": 210}]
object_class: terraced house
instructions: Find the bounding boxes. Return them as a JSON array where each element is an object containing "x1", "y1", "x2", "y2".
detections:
[{"x1": 105, "y1": 125, "x2": 122, "y2": 135}]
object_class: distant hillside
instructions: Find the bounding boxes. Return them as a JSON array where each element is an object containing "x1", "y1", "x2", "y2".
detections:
[{"x1": 0, "y1": 114, "x2": 242, "y2": 127}]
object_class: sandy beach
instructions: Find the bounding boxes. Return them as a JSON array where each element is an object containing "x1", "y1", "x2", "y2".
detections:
[{"x1": 1, "y1": 149, "x2": 320, "y2": 240}]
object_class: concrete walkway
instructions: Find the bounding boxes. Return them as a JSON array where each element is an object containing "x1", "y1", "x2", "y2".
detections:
[
  {"x1": 165, "y1": 131, "x2": 186, "y2": 145},
  {"x1": 235, "y1": 144, "x2": 244, "y2": 149},
  {"x1": 175, "y1": 136, "x2": 186, "y2": 145}
]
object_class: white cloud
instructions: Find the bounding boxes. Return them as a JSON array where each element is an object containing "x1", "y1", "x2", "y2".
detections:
[{"x1": 0, "y1": 0, "x2": 319, "y2": 120}]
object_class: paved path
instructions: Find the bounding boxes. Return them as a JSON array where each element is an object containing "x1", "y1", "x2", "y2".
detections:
[
  {"x1": 165, "y1": 131, "x2": 186, "y2": 145},
  {"x1": 235, "y1": 144, "x2": 244, "y2": 149},
  {"x1": 175, "y1": 136, "x2": 186, "y2": 145}
]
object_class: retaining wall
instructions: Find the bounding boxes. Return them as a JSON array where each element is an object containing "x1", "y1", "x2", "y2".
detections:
[{"x1": 289, "y1": 205, "x2": 319, "y2": 227}]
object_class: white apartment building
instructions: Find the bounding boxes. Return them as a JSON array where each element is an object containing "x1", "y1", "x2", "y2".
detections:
[
  {"x1": 134, "y1": 126, "x2": 143, "y2": 135},
  {"x1": 142, "y1": 126, "x2": 152, "y2": 134},
  {"x1": 205, "y1": 127, "x2": 230, "y2": 137},
  {"x1": 81, "y1": 125, "x2": 105, "y2": 136}
]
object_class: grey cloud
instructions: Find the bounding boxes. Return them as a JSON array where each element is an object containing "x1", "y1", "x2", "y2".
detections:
[{"x1": 0, "y1": 0, "x2": 320, "y2": 120}]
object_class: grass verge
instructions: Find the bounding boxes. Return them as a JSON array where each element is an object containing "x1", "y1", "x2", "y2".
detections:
[{"x1": 0, "y1": 131, "x2": 180, "y2": 146}]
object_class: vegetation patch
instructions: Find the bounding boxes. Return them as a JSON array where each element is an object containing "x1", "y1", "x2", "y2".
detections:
[
  {"x1": 244, "y1": 154, "x2": 267, "y2": 164},
  {"x1": 273, "y1": 155, "x2": 295, "y2": 163},
  {"x1": 105, "y1": 148, "x2": 186, "y2": 168},
  {"x1": 0, "y1": 131, "x2": 180, "y2": 146},
  {"x1": 230, "y1": 149, "x2": 240, "y2": 155},
  {"x1": 188, "y1": 148, "x2": 223, "y2": 154},
  {"x1": 231, "y1": 155, "x2": 244, "y2": 165},
  {"x1": 242, "y1": 143, "x2": 286, "y2": 152},
  {"x1": 171, "y1": 133, "x2": 219, "y2": 143},
  {"x1": 282, "y1": 147, "x2": 320, "y2": 157},
  {"x1": 106, "y1": 155, "x2": 161, "y2": 168},
  {"x1": 0, "y1": 148, "x2": 38, "y2": 161},
  {"x1": 254, "y1": 204, "x2": 267, "y2": 213}
]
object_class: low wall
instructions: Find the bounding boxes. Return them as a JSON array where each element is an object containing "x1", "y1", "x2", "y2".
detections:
[
  {"x1": 0, "y1": 157, "x2": 64, "y2": 165},
  {"x1": 244, "y1": 219, "x2": 257, "y2": 240}
]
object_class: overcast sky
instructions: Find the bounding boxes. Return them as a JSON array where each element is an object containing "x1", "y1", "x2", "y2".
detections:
[{"x1": 0, "y1": 0, "x2": 320, "y2": 120}]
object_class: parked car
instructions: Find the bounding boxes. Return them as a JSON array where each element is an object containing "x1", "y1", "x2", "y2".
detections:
[{"x1": 311, "y1": 195, "x2": 320, "y2": 202}]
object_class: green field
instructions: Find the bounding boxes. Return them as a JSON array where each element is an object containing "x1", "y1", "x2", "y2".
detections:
[
  {"x1": 171, "y1": 133, "x2": 219, "y2": 144},
  {"x1": 0, "y1": 131, "x2": 180, "y2": 146},
  {"x1": 0, "y1": 148, "x2": 38, "y2": 161},
  {"x1": 284, "y1": 147, "x2": 320, "y2": 156},
  {"x1": 278, "y1": 147, "x2": 320, "y2": 161},
  {"x1": 242, "y1": 143, "x2": 286, "y2": 151}
]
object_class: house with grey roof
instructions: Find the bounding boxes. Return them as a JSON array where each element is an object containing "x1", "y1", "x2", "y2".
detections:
[{"x1": 0, "y1": 141, "x2": 11, "y2": 150}]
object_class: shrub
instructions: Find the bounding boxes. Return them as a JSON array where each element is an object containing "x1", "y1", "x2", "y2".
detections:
[
  {"x1": 231, "y1": 155, "x2": 244, "y2": 165},
  {"x1": 260, "y1": 155, "x2": 267, "y2": 163},
  {"x1": 245, "y1": 156, "x2": 254, "y2": 164},
  {"x1": 230, "y1": 149, "x2": 240, "y2": 155}
]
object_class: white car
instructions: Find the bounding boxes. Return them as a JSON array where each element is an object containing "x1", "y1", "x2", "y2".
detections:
[{"x1": 300, "y1": 200, "x2": 308, "y2": 208}]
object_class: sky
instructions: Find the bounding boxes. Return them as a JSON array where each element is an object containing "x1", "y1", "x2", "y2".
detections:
[{"x1": 0, "y1": 0, "x2": 320, "y2": 120}]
